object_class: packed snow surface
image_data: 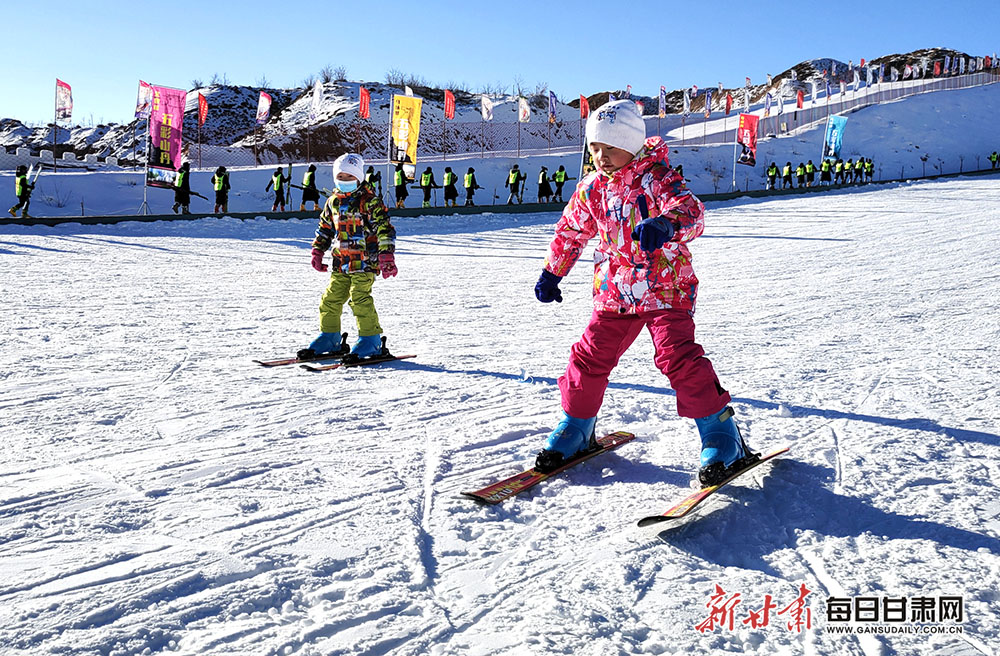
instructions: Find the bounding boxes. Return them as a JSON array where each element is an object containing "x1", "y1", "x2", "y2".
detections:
[{"x1": 1, "y1": 175, "x2": 998, "y2": 655}]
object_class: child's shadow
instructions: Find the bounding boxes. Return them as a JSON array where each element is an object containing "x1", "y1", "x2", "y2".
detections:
[{"x1": 651, "y1": 459, "x2": 1000, "y2": 578}]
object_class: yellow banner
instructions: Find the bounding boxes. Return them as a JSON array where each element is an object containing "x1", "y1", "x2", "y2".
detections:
[{"x1": 390, "y1": 95, "x2": 422, "y2": 164}]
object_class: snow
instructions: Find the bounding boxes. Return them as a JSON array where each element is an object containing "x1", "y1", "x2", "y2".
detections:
[{"x1": 1, "y1": 171, "x2": 999, "y2": 655}]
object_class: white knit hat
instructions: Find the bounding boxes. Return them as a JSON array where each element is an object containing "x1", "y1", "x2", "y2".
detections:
[
  {"x1": 333, "y1": 153, "x2": 365, "y2": 182},
  {"x1": 585, "y1": 100, "x2": 646, "y2": 155}
]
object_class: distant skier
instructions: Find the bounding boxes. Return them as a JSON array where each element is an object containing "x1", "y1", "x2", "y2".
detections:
[
  {"x1": 264, "y1": 167, "x2": 288, "y2": 212},
  {"x1": 418, "y1": 167, "x2": 440, "y2": 208},
  {"x1": 300, "y1": 164, "x2": 320, "y2": 211},
  {"x1": 299, "y1": 153, "x2": 397, "y2": 362},
  {"x1": 781, "y1": 162, "x2": 794, "y2": 189},
  {"x1": 865, "y1": 158, "x2": 874, "y2": 182},
  {"x1": 853, "y1": 158, "x2": 864, "y2": 184},
  {"x1": 393, "y1": 163, "x2": 411, "y2": 208},
  {"x1": 212, "y1": 166, "x2": 230, "y2": 213},
  {"x1": 833, "y1": 159, "x2": 845, "y2": 184},
  {"x1": 765, "y1": 162, "x2": 778, "y2": 190},
  {"x1": 805, "y1": 160, "x2": 816, "y2": 187},
  {"x1": 463, "y1": 167, "x2": 482, "y2": 206},
  {"x1": 552, "y1": 165, "x2": 574, "y2": 202},
  {"x1": 844, "y1": 159, "x2": 854, "y2": 184},
  {"x1": 505, "y1": 164, "x2": 525, "y2": 204},
  {"x1": 989, "y1": 151, "x2": 998, "y2": 170},
  {"x1": 365, "y1": 166, "x2": 382, "y2": 199},
  {"x1": 8, "y1": 165, "x2": 34, "y2": 218},
  {"x1": 532, "y1": 100, "x2": 754, "y2": 485},
  {"x1": 442, "y1": 167, "x2": 459, "y2": 207},
  {"x1": 795, "y1": 162, "x2": 806, "y2": 188},
  {"x1": 820, "y1": 158, "x2": 833, "y2": 185},
  {"x1": 537, "y1": 166, "x2": 554, "y2": 203},
  {"x1": 172, "y1": 162, "x2": 192, "y2": 214}
]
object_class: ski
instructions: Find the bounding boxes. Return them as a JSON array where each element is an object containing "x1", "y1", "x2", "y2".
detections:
[
  {"x1": 462, "y1": 431, "x2": 636, "y2": 505},
  {"x1": 254, "y1": 333, "x2": 348, "y2": 367},
  {"x1": 636, "y1": 446, "x2": 790, "y2": 527},
  {"x1": 299, "y1": 353, "x2": 416, "y2": 372}
]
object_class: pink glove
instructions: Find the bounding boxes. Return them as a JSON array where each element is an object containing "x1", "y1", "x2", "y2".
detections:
[
  {"x1": 379, "y1": 252, "x2": 397, "y2": 279},
  {"x1": 311, "y1": 248, "x2": 328, "y2": 272}
]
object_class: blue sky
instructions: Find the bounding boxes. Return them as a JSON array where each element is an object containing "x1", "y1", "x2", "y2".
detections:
[{"x1": 3, "y1": 0, "x2": 997, "y2": 125}]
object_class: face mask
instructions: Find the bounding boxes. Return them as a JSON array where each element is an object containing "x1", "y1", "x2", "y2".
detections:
[{"x1": 336, "y1": 180, "x2": 358, "y2": 193}]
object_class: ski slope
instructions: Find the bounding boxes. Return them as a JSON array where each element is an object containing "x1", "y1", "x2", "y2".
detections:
[{"x1": 1, "y1": 175, "x2": 999, "y2": 655}]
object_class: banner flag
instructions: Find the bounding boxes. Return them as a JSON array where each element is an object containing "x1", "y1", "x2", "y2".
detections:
[
  {"x1": 404, "y1": 86, "x2": 414, "y2": 96},
  {"x1": 891, "y1": 67, "x2": 899, "y2": 83},
  {"x1": 742, "y1": 88, "x2": 750, "y2": 112},
  {"x1": 764, "y1": 92, "x2": 772, "y2": 117},
  {"x1": 725, "y1": 92, "x2": 733, "y2": 115},
  {"x1": 444, "y1": 90, "x2": 456, "y2": 120},
  {"x1": 55, "y1": 79, "x2": 73, "y2": 121},
  {"x1": 579, "y1": 95, "x2": 589, "y2": 119},
  {"x1": 518, "y1": 97, "x2": 530, "y2": 123},
  {"x1": 311, "y1": 80, "x2": 323, "y2": 121},
  {"x1": 135, "y1": 80, "x2": 153, "y2": 119},
  {"x1": 626, "y1": 84, "x2": 631, "y2": 99},
  {"x1": 256, "y1": 92, "x2": 272, "y2": 125},
  {"x1": 903, "y1": 65, "x2": 912, "y2": 79},
  {"x1": 682, "y1": 89, "x2": 690, "y2": 116},
  {"x1": 718, "y1": 82, "x2": 724, "y2": 94},
  {"x1": 198, "y1": 93, "x2": 208, "y2": 126},
  {"x1": 390, "y1": 94, "x2": 422, "y2": 164},
  {"x1": 791, "y1": 69, "x2": 798, "y2": 81},
  {"x1": 822, "y1": 114, "x2": 848, "y2": 159},
  {"x1": 548, "y1": 91, "x2": 557, "y2": 124},
  {"x1": 359, "y1": 86, "x2": 371, "y2": 120},
  {"x1": 944, "y1": 55, "x2": 951, "y2": 75},
  {"x1": 745, "y1": 76, "x2": 751, "y2": 88},
  {"x1": 934, "y1": 60, "x2": 942, "y2": 76},
  {"x1": 777, "y1": 90, "x2": 784, "y2": 115},
  {"x1": 796, "y1": 90, "x2": 804, "y2": 109},
  {"x1": 691, "y1": 84, "x2": 698, "y2": 97},
  {"x1": 704, "y1": 89, "x2": 712, "y2": 117},
  {"x1": 960, "y1": 57, "x2": 966, "y2": 74},
  {"x1": 878, "y1": 64, "x2": 885, "y2": 83},
  {"x1": 849, "y1": 60, "x2": 854, "y2": 71},
  {"x1": 826, "y1": 80, "x2": 832, "y2": 99},
  {"x1": 482, "y1": 95, "x2": 494, "y2": 121},
  {"x1": 147, "y1": 85, "x2": 186, "y2": 188},
  {"x1": 658, "y1": 86, "x2": 666, "y2": 118},
  {"x1": 840, "y1": 80, "x2": 847, "y2": 95},
  {"x1": 635, "y1": 100, "x2": 644, "y2": 115},
  {"x1": 853, "y1": 70, "x2": 861, "y2": 89},
  {"x1": 735, "y1": 113, "x2": 759, "y2": 167},
  {"x1": 766, "y1": 74, "x2": 773, "y2": 86},
  {"x1": 860, "y1": 58, "x2": 866, "y2": 68},
  {"x1": 810, "y1": 80, "x2": 818, "y2": 106}
]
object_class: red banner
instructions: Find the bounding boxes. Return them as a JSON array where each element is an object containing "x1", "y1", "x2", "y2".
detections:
[
  {"x1": 444, "y1": 90, "x2": 455, "y2": 120},
  {"x1": 860, "y1": 58, "x2": 866, "y2": 68},
  {"x1": 725, "y1": 93, "x2": 732, "y2": 115},
  {"x1": 146, "y1": 84, "x2": 186, "y2": 188},
  {"x1": 796, "y1": 90, "x2": 804, "y2": 109},
  {"x1": 580, "y1": 95, "x2": 589, "y2": 119},
  {"x1": 55, "y1": 79, "x2": 73, "y2": 121},
  {"x1": 986, "y1": 56, "x2": 993, "y2": 69},
  {"x1": 198, "y1": 93, "x2": 208, "y2": 126},
  {"x1": 359, "y1": 86, "x2": 370, "y2": 119},
  {"x1": 934, "y1": 61, "x2": 941, "y2": 76},
  {"x1": 735, "y1": 113, "x2": 759, "y2": 167}
]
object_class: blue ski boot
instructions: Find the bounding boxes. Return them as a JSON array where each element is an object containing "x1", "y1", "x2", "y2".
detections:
[
  {"x1": 696, "y1": 406, "x2": 758, "y2": 486},
  {"x1": 534, "y1": 411, "x2": 598, "y2": 473},
  {"x1": 297, "y1": 332, "x2": 348, "y2": 360},
  {"x1": 347, "y1": 334, "x2": 383, "y2": 360}
]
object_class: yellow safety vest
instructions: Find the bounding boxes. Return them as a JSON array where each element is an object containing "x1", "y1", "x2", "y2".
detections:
[
  {"x1": 272, "y1": 173, "x2": 283, "y2": 191},
  {"x1": 421, "y1": 172, "x2": 432, "y2": 186},
  {"x1": 554, "y1": 170, "x2": 567, "y2": 183},
  {"x1": 395, "y1": 170, "x2": 404, "y2": 186},
  {"x1": 213, "y1": 174, "x2": 226, "y2": 191},
  {"x1": 303, "y1": 171, "x2": 314, "y2": 187},
  {"x1": 444, "y1": 172, "x2": 456, "y2": 186},
  {"x1": 175, "y1": 170, "x2": 187, "y2": 188},
  {"x1": 15, "y1": 174, "x2": 27, "y2": 196},
  {"x1": 508, "y1": 170, "x2": 519, "y2": 185},
  {"x1": 782, "y1": 165, "x2": 791, "y2": 176},
  {"x1": 464, "y1": 173, "x2": 474, "y2": 188}
]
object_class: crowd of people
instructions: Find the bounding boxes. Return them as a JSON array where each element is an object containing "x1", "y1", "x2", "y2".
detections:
[{"x1": 765, "y1": 157, "x2": 876, "y2": 190}]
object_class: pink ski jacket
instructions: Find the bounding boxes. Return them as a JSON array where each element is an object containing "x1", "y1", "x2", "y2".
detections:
[{"x1": 544, "y1": 137, "x2": 705, "y2": 314}]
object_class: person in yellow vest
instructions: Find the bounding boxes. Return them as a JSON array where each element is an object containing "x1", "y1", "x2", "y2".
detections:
[
  {"x1": 844, "y1": 159, "x2": 854, "y2": 184},
  {"x1": 833, "y1": 159, "x2": 845, "y2": 184},
  {"x1": 8, "y1": 165, "x2": 34, "y2": 218},
  {"x1": 442, "y1": 166, "x2": 459, "y2": 207},
  {"x1": 781, "y1": 162, "x2": 793, "y2": 189},
  {"x1": 795, "y1": 163, "x2": 806, "y2": 188},
  {"x1": 990, "y1": 151, "x2": 999, "y2": 170},
  {"x1": 865, "y1": 158, "x2": 875, "y2": 182},
  {"x1": 393, "y1": 163, "x2": 411, "y2": 208},
  {"x1": 537, "y1": 166, "x2": 554, "y2": 203},
  {"x1": 504, "y1": 164, "x2": 525, "y2": 204},
  {"x1": 765, "y1": 162, "x2": 778, "y2": 190},
  {"x1": 418, "y1": 167, "x2": 440, "y2": 208},
  {"x1": 365, "y1": 166, "x2": 382, "y2": 199},
  {"x1": 820, "y1": 158, "x2": 832, "y2": 185},
  {"x1": 805, "y1": 160, "x2": 816, "y2": 187},
  {"x1": 212, "y1": 166, "x2": 230, "y2": 213},
  {"x1": 172, "y1": 162, "x2": 192, "y2": 214},
  {"x1": 552, "y1": 165, "x2": 574, "y2": 202},
  {"x1": 853, "y1": 158, "x2": 864, "y2": 184},
  {"x1": 463, "y1": 167, "x2": 481, "y2": 206},
  {"x1": 265, "y1": 167, "x2": 287, "y2": 211},
  {"x1": 300, "y1": 164, "x2": 320, "y2": 211}
]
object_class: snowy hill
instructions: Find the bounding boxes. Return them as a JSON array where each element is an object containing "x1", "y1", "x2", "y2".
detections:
[{"x1": 1, "y1": 174, "x2": 998, "y2": 655}]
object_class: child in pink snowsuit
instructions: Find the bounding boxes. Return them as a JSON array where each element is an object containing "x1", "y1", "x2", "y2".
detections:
[{"x1": 533, "y1": 100, "x2": 755, "y2": 485}]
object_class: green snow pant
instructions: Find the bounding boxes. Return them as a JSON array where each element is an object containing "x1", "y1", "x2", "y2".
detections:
[{"x1": 318, "y1": 272, "x2": 382, "y2": 337}]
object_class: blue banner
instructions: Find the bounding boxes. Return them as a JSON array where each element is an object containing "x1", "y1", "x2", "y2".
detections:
[{"x1": 823, "y1": 115, "x2": 848, "y2": 159}]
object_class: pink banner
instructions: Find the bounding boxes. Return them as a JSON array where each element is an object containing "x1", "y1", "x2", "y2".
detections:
[
  {"x1": 147, "y1": 85, "x2": 186, "y2": 188},
  {"x1": 135, "y1": 80, "x2": 153, "y2": 119},
  {"x1": 55, "y1": 79, "x2": 73, "y2": 121},
  {"x1": 256, "y1": 92, "x2": 272, "y2": 125}
]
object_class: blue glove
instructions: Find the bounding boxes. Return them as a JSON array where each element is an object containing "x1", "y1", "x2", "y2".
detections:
[
  {"x1": 630, "y1": 194, "x2": 675, "y2": 253},
  {"x1": 535, "y1": 269, "x2": 563, "y2": 303},
  {"x1": 631, "y1": 217, "x2": 676, "y2": 253}
]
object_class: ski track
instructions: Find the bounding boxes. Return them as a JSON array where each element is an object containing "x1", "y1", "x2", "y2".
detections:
[{"x1": 1, "y1": 177, "x2": 999, "y2": 655}]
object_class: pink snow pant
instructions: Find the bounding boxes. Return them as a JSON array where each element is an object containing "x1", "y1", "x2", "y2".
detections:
[{"x1": 559, "y1": 308, "x2": 731, "y2": 420}]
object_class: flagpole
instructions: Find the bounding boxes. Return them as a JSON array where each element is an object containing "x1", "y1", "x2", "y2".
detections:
[{"x1": 53, "y1": 84, "x2": 58, "y2": 174}]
